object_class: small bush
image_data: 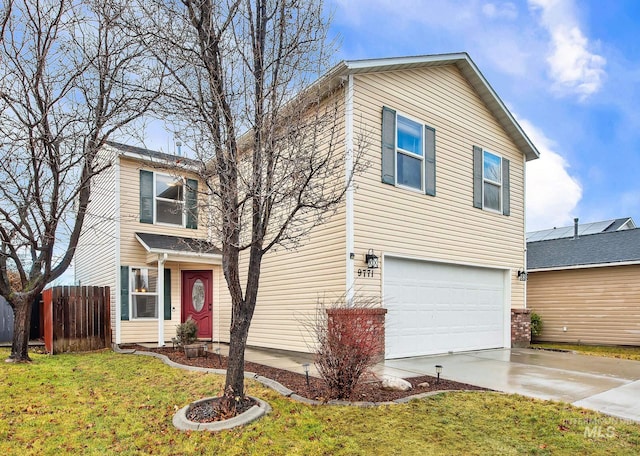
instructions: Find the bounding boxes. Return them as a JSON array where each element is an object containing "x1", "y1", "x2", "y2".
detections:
[
  {"x1": 308, "y1": 295, "x2": 383, "y2": 400},
  {"x1": 175, "y1": 318, "x2": 198, "y2": 346},
  {"x1": 531, "y1": 312, "x2": 543, "y2": 338}
]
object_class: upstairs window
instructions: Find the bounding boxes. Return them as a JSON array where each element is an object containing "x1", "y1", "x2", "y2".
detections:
[
  {"x1": 155, "y1": 174, "x2": 184, "y2": 225},
  {"x1": 483, "y1": 151, "x2": 502, "y2": 212},
  {"x1": 473, "y1": 146, "x2": 510, "y2": 215},
  {"x1": 381, "y1": 106, "x2": 436, "y2": 196},
  {"x1": 140, "y1": 170, "x2": 198, "y2": 228}
]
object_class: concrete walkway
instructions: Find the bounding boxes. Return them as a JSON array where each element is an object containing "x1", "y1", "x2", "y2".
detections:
[{"x1": 187, "y1": 344, "x2": 640, "y2": 423}]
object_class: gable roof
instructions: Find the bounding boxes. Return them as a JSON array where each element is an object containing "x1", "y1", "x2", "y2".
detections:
[
  {"x1": 318, "y1": 53, "x2": 539, "y2": 162},
  {"x1": 527, "y1": 228, "x2": 640, "y2": 270},
  {"x1": 106, "y1": 141, "x2": 200, "y2": 169},
  {"x1": 135, "y1": 233, "x2": 221, "y2": 259},
  {"x1": 526, "y1": 217, "x2": 636, "y2": 242}
]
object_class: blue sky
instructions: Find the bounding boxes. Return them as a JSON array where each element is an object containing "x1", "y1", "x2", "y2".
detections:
[{"x1": 327, "y1": 0, "x2": 640, "y2": 231}]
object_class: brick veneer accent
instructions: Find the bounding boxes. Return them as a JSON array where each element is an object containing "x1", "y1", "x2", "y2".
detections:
[
  {"x1": 326, "y1": 308, "x2": 387, "y2": 361},
  {"x1": 511, "y1": 308, "x2": 532, "y2": 348}
]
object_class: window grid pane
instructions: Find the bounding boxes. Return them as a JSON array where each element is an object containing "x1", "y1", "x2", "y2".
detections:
[
  {"x1": 397, "y1": 152, "x2": 422, "y2": 190},
  {"x1": 397, "y1": 115, "x2": 423, "y2": 156},
  {"x1": 483, "y1": 151, "x2": 502, "y2": 184},
  {"x1": 484, "y1": 182, "x2": 501, "y2": 211}
]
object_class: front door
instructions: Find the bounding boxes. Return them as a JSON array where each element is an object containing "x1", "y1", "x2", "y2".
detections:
[{"x1": 181, "y1": 270, "x2": 213, "y2": 339}]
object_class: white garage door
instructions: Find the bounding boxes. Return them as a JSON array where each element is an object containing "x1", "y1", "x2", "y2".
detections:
[{"x1": 384, "y1": 257, "x2": 506, "y2": 359}]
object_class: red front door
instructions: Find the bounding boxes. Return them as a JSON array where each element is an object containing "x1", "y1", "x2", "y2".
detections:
[{"x1": 181, "y1": 270, "x2": 213, "y2": 339}]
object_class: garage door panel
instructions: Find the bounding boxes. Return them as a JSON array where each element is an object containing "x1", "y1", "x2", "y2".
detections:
[{"x1": 384, "y1": 257, "x2": 506, "y2": 359}]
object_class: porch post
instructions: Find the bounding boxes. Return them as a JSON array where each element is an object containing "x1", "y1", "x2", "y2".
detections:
[{"x1": 157, "y1": 254, "x2": 167, "y2": 347}]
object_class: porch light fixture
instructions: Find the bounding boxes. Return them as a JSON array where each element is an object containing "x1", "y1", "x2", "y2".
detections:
[
  {"x1": 365, "y1": 249, "x2": 379, "y2": 269},
  {"x1": 302, "y1": 363, "x2": 310, "y2": 388},
  {"x1": 435, "y1": 364, "x2": 443, "y2": 384},
  {"x1": 517, "y1": 270, "x2": 528, "y2": 281}
]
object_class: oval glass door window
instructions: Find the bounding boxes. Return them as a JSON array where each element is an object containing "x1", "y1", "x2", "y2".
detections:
[{"x1": 192, "y1": 279, "x2": 205, "y2": 312}]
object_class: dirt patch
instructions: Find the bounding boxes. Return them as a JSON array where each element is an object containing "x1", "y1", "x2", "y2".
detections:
[
  {"x1": 186, "y1": 396, "x2": 256, "y2": 423},
  {"x1": 122, "y1": 345, "x2": 487, "y2": 403}
]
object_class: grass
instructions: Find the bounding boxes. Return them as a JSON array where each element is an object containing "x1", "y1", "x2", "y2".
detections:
[
  {"x1": 1, "y1": 348, "x2": 640, "y2": 455},
  {"x1": 532, "y1": 343, "x2": 640, "y2": 361}
]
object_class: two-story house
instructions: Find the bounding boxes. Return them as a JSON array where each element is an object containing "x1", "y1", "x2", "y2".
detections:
[{"x1": 75, "y1": 53, "x2": 539, "y2": 358}]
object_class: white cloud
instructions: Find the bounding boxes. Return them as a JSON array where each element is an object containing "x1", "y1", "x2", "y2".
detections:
[
  {"x1": 519, "y1": 118, "x2": 582, "y2": 231},
  {"x1": 529, "y1": 0, "x2": 606, "y2": 99},
  {"x1": 482, "y1": 2, "x2": 518, "y2": 20}
]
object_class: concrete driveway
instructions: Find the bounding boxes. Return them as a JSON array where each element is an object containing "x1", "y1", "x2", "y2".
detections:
[{"x1": 379, "y1": 348, "x2": 640, "y2": 423}]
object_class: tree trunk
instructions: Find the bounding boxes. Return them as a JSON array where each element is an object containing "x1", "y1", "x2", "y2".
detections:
[
  {"x1": 8, "y1": 296, "x2": 32, "y2": 362},
  {"x1": 224, "y1": 305, "x2": 252, "y2": 404}
]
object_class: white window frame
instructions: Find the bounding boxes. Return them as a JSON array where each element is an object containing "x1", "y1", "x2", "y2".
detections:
[
  {"x1": 482, "y1": 150, "x2": 503, "y2": 213},
  {"x1": 395, "y1": 112, "x2": 425, "y2": 192},
  {"x1": 129, "y1": 266, "x2": 159, "y2": 320},
  {"x1": 154, "y1": 172, "x2": 186, "y2": 227}
]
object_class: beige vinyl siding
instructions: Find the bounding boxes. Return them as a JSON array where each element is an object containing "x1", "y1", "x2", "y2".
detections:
[
  {"x1": 351, "y1": 65, "x2": 525, "y2": 306},
  {"x1": 75, "y1": 149, "x2": 118, "y2": 337},
  {"x1": 118, "y1": 157, "x2": 215, "y2": 343},
  {"x1": 528, "y1": 265, "x2": 640, "y2": 346},
  {"x1": 216, "y1": 91, "x2": 348, "y2": 353}
]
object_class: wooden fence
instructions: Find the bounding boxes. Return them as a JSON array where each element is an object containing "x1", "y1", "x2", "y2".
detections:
[{"x1": 43, "y1": 286, "x2": 111, "y2": 354}]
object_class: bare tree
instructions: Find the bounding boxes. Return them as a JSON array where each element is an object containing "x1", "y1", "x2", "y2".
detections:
[
  {"x1": 142, "y1": 0, "x2": 362, "y2": 409},
  {"x1": 0, "y1": 0, "x2": 164, "y2": 362}
]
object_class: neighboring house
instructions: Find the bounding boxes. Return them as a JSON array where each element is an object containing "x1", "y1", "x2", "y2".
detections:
[
  {"x1": 527, "y1": 220, "x2": 640, "y2": 346},
  {"x1": 526, "y1": 217, "x2": 636, "y2": 242},
  {"x1": 76, "y1": 53, "x2": 540, "y2": 358}
]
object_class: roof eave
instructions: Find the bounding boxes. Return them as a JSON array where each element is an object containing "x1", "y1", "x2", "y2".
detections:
[
  {"x1": 529, "y1": 260, "x2": 640, "y2": 272},
  {"x1": 331, "y1": 53, "x2": 539, "y2": 162}
]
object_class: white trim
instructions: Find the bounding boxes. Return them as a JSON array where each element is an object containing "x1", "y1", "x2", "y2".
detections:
[
  {"x1": 529, "y1": 260, "x2": 640, "y2": 272},
  {"x1": 135, "y1": 234, "x2": 222, "y2": 263},
  {"x1": 115, "y1": 156, "x2": 122, "y2": 344},
  {"x1": 345, "y1": 74, "x2": 355, "y2": 304},
  {"x1": 383, "y1": 252, "x2": 511, "y2": 272},
  {"x1": 503, "y1": 269, "x2": 512, "y2": 348},
  {"x1": 523, "y1": 153, "x2": 527, "y2": 309}
]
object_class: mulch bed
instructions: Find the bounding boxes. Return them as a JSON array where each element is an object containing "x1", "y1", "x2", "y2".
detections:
[{"x1": 122, "y1": 345, "x2": 487, "y2": 403}]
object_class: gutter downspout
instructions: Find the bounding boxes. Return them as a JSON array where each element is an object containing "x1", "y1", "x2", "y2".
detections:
[
  {"x1": 115, "y1": 155, "x2": 122, "y2": 345},
  {"x1": 345, "y1": 74, "x2": 355, "y2": 306}
]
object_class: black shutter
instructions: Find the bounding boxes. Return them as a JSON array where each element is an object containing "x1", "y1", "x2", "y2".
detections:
[
  {"x1": 381, "y1": 106, "x2": 396, "y2": 185},
  {"x1": 185, "y1": 178, "x2": 198, "y2": 229},
  {"x1": 473, "y1": 146, "x2": 483, "y2": 209},
  {"x1": 424, "y1": 126, "x2": 436, "y2": 196},
  {"x1": 120, "y1": 265, "x2": 129, "y2": 321},
  {"x1": 164, "y1": 269, "x2": 171, "y2": 320},
  {"x1": 502, "y1": 158, "x2": 510, "y2": 216},
  {"x1": 140, "y1": 170, "x2": 154, "y2": 224}
]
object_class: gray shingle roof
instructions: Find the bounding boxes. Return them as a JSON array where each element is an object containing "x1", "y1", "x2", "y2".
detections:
[
  {"x1": 527, "y1": 228, "x2": 640, "y2": 270},
  {"x1": 135, "y1": 233, "x2": 221, "y2": 256}
]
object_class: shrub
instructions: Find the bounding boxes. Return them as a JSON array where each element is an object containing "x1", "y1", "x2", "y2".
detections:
[
  {"x1": 175, "y1": 318, "x2": 198, "y2": 346},
  {"x1": 308, "y1": 296, "x2": 384, "y2": 400},
  {"x1": 530, "y1": 312, "x2": 543, "y2": 338}
]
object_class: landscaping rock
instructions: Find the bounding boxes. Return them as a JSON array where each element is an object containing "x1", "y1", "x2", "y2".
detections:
[
  {"x1": 381, "y1": 375, "x2": 412, "y2": 391},
  {"x1": 418, "y1": 382, "x2": 430, "y2": 388}
]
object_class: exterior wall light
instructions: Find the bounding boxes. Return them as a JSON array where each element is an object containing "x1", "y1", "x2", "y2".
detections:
[
  {"x1": 435, "y1": 364, "x2": 443, "y2": 384},
  {"x1": 365, "y1": 249, "x2": 379, "y2": 269},
  {"x1": 517, "y1": 270, "x2": 528, "y2": 281}
]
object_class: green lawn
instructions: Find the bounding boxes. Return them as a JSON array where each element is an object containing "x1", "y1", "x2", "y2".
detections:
[
  {"x1": 1, "y1": 348, "x2": 639, "y2": 455},
  {"x1": 532, "y1": 343, "x2": 640, "y2": 361}
]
